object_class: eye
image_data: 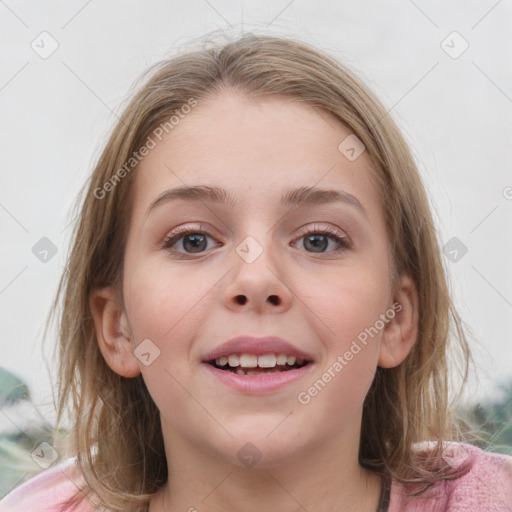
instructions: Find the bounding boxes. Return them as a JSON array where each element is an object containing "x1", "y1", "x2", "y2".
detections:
[
  {"x1": 293, "y1": 225, "x2": 350, "y2": 254},
  {"x1": 162, "y1": 227, "x2": 220, "y2": 255},
  {"x1": 161, "y1": 224, "x2": 349, "y2": 256}
]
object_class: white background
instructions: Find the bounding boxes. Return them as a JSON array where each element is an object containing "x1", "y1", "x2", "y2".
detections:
[{"x1": 1, "y1": 0, "x2": 511, "y2": 426}]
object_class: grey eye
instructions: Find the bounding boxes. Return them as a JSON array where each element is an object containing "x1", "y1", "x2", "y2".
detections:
[{"x1": 303, "y1": 234, "x2": 329, "y2": 252}]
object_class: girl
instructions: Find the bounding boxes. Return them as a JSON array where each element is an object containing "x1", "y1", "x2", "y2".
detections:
[{"x1": 2, "y1": 33, "x2": 511, "y2": 512}]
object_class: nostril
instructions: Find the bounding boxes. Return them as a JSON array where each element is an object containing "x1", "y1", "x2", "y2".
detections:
[
  {"x1": 267, "y1": 295, "x2": 280, "y2": 305},
  {"x1": 234, "y1": 295, "x2": 280, "y2": 306}
]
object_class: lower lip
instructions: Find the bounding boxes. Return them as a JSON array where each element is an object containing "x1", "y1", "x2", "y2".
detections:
[{"x1": 202, "y1": 362, "x2": 314, "y2": 393}]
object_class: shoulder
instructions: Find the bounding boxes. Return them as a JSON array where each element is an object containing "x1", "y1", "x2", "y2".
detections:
[
  {"x1": 388, "y1": 442, "x2": 512, "y2": 512},
  {"x1": 0, "y1": 457, "x2": 95, "y2": 512}
]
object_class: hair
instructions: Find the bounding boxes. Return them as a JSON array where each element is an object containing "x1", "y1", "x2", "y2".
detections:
[{"x1": 49, "y1": 32, "x2": 472, "y2": 511}]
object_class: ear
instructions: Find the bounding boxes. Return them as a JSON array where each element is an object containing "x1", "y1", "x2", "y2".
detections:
[
  {"x1": 89, "y1": 286, "x2": 141, "y2": 378},
  {"x1": 378, "y1": 273, "x2": 419, "y2": 368}
]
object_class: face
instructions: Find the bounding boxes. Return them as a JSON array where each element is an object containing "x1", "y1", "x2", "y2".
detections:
[{"x1": 110, "y1": 90, "x2": 405, "y2": 468}]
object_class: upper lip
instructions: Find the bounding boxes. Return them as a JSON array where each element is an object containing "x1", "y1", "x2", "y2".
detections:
[{"x1": 202, "y1": 335, "x2": 314, "y2": 362}]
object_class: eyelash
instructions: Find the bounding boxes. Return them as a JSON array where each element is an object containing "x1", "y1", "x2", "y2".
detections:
[
  {"x1": 161, "y1": 225, "x2": 220, "y2": 255},
  {"x1": 293, "y1": 224, "x2": 350, "y2": 253},
  {"x1": 161, "y1": 224, "x2": 350, "y2": 256}
]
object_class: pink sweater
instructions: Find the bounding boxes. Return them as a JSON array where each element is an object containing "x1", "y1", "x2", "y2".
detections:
[{"x1": 1, "y1": 443, "x2": 511, "y2": 511}]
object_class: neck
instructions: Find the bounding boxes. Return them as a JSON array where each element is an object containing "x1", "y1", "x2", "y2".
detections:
[{"x1": 150, "y1": 416, "x2": 382, "y2": 512}]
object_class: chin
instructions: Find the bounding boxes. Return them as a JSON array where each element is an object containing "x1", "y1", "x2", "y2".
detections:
[{"x1": 214, "y1": 424, "x2": 312, "y2": 470}]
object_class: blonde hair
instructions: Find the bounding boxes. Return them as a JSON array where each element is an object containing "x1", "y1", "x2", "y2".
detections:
[{"x1": 50, "y1": 32, "x2": 472, "y2": 511}]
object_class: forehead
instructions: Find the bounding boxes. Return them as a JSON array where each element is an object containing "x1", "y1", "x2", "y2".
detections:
[{"x1": 131, "y1": 90, "x2": 380, "y2": 217}]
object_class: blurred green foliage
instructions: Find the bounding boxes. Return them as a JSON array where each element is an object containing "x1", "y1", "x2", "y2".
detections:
[
  {"x1": 457, "y1": 380, "x2": 512, "y2": 456},
  {"x1": 0, "y1": 367, "x2": 54, "y2": 498}
]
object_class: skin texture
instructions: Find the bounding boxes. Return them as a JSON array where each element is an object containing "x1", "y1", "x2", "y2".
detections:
[{"x1": 90, "y1": 90, "x2": 418, "y2": 512}]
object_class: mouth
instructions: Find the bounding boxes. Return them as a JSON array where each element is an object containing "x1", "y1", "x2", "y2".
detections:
[
  {"x1": 207, "y1": 353, "x2": 311, "y2": 376},
  {"x1": 201, "y1": 335, "x2": 315, "y2": 392}
]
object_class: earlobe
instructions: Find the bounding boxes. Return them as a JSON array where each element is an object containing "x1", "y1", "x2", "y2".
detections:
[
  {"x1": 378, "y1": 274, "x2": 419, "y2": 369},
  {"x1": 89, "y1": 286, "x2": 141, "y2": 378}
]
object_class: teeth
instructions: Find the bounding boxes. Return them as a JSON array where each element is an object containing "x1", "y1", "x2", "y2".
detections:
[
  {"x1": 239, "y1": 354, "x2": 258, "y2": 368},
  {"x1": 276, "y1": 354, "x2": 288, "y2": 365},
  {"x1": 215, "y1": 353, "x2": 308, "y2": 369},
  {"x1": 258, "y1": 354, "x2": 276, "y2": 368}
]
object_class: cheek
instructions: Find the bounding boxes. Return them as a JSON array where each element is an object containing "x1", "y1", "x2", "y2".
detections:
[
  {"x1": 295, "y1": 266, "x2": 388, "y2": 410},
  {"x1": 298, "y1": 352, "x2": 376, "y2": 433},
  {"x1": 121, "y1": 258, "x2": 212, "y2": 420},
  {"x1": 301, "y1": 265, "x2": 390, "y2": 346},
  {"x1": 295, "y1": 273, "x2": 386, "y2": 422},
  {"x1": 123, "y1": 257, "x2": 215, "y2": 342},
  {"x1": 121, "y1": 257, "x2": 224, "y2": 403}
]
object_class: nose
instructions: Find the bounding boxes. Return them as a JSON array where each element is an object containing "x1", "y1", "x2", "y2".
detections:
[{"x1": 219, "y1": 238, "x2": 293, "y2": 314}]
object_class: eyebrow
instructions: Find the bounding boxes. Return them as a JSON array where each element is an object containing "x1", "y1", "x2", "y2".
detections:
[{"x1": 145, "y1": 184, "x2": 368, "y2": 219}]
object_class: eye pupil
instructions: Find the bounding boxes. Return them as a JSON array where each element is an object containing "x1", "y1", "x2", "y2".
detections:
[
  {"x1": 183, "y1": 233, "x2": 207, "y2": 253},
  {"x1": 304, "y1": 234, "x2": 328, "y2": 252}
]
